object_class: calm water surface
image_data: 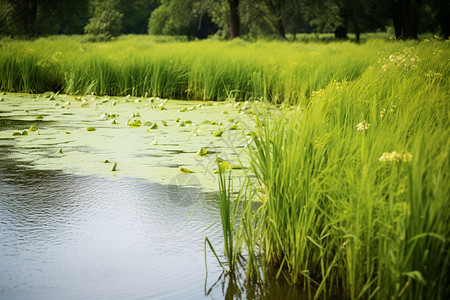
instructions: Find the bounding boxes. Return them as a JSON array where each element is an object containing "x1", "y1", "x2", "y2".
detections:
[
  {"x1": 0, "y1": 156, "x2": 229, "y2": 299},
  {"x1": 0, "y1": 93, "x2": 303, "y2": 299}
]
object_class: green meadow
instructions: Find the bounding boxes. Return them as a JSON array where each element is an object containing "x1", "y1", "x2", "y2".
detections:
[{"x1": 1, "y1": 36, "x2": 449, "y2": 299}]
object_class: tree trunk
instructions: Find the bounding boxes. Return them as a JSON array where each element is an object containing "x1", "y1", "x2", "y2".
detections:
[
  {"x1": 392, "y1": 7, "x2": 402, "y2": 39},
  {"x1": 394, "y1": 0, "x2": 419, "y2": 40},
  {"x1": 228, "y1": 0, "x2": 240, "y2": 39},
  {"x1": 275, "y1": 18, "x2": 286, "y2": 40},
  {"x1": 349, "y1": 10, "x2": 360, "y2": 43},
  {"x1": 439, "y1": 1, "x2": 450, "y2": 38},
  {"x1": 335, "y1": 26, "x2": 347, "y2": 39}
]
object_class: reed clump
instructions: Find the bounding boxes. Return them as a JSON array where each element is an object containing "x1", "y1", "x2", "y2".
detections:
[
  {"x1": 211, "y1": 39, "x2": 449, "y2": 299},
  {"x1": 0, "y1": 35, "x2": 420, "y2": 102},
  {"x1": 253, "y1": 42, "x2": 447, "y2": 299}
]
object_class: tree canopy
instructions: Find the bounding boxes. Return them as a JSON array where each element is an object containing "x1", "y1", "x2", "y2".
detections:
[{"x1": 0, "y1": 0, "x2": 448, "y2": 40}]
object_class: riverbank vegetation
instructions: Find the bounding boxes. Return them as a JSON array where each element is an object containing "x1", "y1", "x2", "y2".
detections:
[
  {"x1": 0, "y1": 35, "x2": 447, "y2": 103},
  {"x1": 205, "y1": 37, "x2": 449, "y2": 299}
]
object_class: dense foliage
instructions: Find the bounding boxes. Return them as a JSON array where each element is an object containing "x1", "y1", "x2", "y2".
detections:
[{"x1": 0, "y1": 0, "x2": 448, "y2": 40}]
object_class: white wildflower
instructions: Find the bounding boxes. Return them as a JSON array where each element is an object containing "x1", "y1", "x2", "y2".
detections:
[
  {"x1": 357, "y1": 120, "x2": 370, "y2": 131},
  {"x1": 379, "y1": 151, "x2": 413, "y2": 162}
]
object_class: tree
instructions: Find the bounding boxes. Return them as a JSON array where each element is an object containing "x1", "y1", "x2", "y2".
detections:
[
  {"x1": 228, "y1": 0, "x2": 240, "y2": 38},
  {"x1": 0, "y1": 0, "x2": 38, "y2": 38},
  {"x1": 85, "y1": 0, "x2": 123, "y2": 41}
]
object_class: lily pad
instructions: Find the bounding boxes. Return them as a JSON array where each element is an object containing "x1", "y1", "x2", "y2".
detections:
[
  {"x1": 230, "y1": 163, "x2": 244, "y2": 169},
  {"x1": 201, "y1": 120, "x2": 211, "y2": 125},
  {"x1": 29, "y1": 126, "x2": 38, "y2": 131},
  {"x1": 21, "y1": 130, "x2": 28, "y2": 136},
  {"x1": 127, "y1": 119, "x2": 141, "y2": 127},
  {"x1": 213, "y1": 130, "x2": 223, "y2": 137},
  {"x1": 12, "y1": 132, "x2": 22, "y2": 136},
  {"x1": 219, "y1": 161, "x2": 230, "y2": 171},
  {"x1": 196, "y1": 148, "x2": 208, "y2": 156},
  {"x1": 35, "y1": 116, "x2": 44, "y2": 120},
  {"x1": 144, "y1": 121, "x2": 153, "y2": 126},
  {"x1": 179, "y1": 167, "x2": 194, "y2": 173},
  {"x1": 86, "y1": 127, "x2": 96, "y2": 132}
]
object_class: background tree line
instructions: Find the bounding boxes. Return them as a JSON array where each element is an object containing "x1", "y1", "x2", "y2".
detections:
[{"x1": 0, "y1": 0, "x2": 448, "y2": 41}]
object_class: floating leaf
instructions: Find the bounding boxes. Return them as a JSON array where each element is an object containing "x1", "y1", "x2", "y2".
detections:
[
  {"x1": 57, "y1": 148, "x2": 64, "y2": 154},
  {"x1": 221, "y1": 111, "x2": 229, "y2": 115},
  {"x1": 149, "y1": 123, "x2": 158, "y2": 129},
  {"x1": 178, "y1": 107, "x2": 187, "y2": 112},
  {"x1": 179, "y1": 167, "x2": 194, "y2": 173},
  {"x1": 176, "y1": 118, "x2": 181, "y2": 122},
  {"x1": 127, "y1": 119, "x2": 141, "y2": 127},
  {"x1": 21, "y1": 130, "x2": 28, "y2": 136},
  {"x1": 219, "y1": 161, "x2": 230, "y2": 171},
  {"x1": 184, "y1": 120, "x2": 192, "y2": 124},
  {"x1": 35, "y1": 116, "x2": 43, "y2": 120},
  {"x1": 213, "y1": 130, "x2": 223, "y2": 137},
  {"x1": 144, "y1": 121, "x2": 153, "y2": 126},
  {"x1": 29, "y1": 126, "x2": 38, "y2": 131},
  {"x1": 86, "y1": 127, "x2": 96, "y2": 132},
  {"x1": 177, "y1": 121, "x2": 185, "y2": 127},
  {"x1": 215, "y1": 156, "x2": 225, "y2": 163},
  {"x1": 228, "y1": 118, "x2": 234, "y2": 122},
  {"x1": 12, "y1": 132, "x2": 21, "y2": 136},
  {"x1": 196, "y1": 148, "x2": 208, "y2": 156},
  {"x1": 151, "y1": 139, "x2": 158, "y2": 145},
  {"x1": 110, "y1": 119, "x2": 117, "y2": 124},
  {"x1": 187, "y1": 106, "x2": 195, "y2": 111},
  {"x1": 230, "y1": 163, "x2": 244, "y2": 169},
  {"x1": 201, "y1": 120, "x2": 211, "y2": 125},
  {"x1": 0, "y1": 97, "x2": 4, "y2": 102},
  {"x1": 104, "y1": 159, "x2": 110, "y2": 163},
  {"x1": 65, "y1": 131, "x2": 70, "y2": 134},
  {"x1": 111, "y1": 162, "x2": 117, "y2": 171},
  {"x1": 162, "y1": 120, "x2": 167, "y2": 126},
  {"x1": 210, "y1": 121, "x2": 217, "y2": 125},
  {"x1": 24, "y1": 109, "x2": 29, "y2": 113},
  {"x1": 228, "y1": 124, "x2": 239, "y2": 130}
]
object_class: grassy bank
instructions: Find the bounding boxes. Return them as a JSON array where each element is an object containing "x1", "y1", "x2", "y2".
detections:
[
  {"x1": 2, "y1": 35, "x2": 445, "y2": 103},
  {"x1": 213, "y1": 39, "x2": 449, "y2": 299}
]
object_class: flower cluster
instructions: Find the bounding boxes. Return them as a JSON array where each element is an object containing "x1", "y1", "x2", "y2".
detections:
[
  {"x1": 357, "y1": 120, "x2": 370, "y2": 131},
  {"x1": 378, "y1": 48, "x2": 420, "y2": 73},
  {"x1": 425, "y1": 70, "x2": 443, "y2": 78},
  {"x1": 378, "y1": 151, "x2": 413, "y2": 162}
]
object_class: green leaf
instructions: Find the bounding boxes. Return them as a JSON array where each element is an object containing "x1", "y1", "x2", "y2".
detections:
[
  {"x1": 86, "y1": 127, "x2": 96, "y2": 132},
  {"x1": 196, "y1": 148, "x2": 208, "y2": 156},
  {"x1": 213, "y1": 130, "x2": 223, "y2": 137},
  {"x1": 179, "y1": 167, "x2": 194, "y2": 173}
]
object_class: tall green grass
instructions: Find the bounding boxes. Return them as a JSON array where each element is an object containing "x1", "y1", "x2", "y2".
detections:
[
  {"x1": 227, "y1": 41, "x2": 449, "y2": 299},
  {"x1": 0, "y1": 35, "x2": 404, "y2": 102}
]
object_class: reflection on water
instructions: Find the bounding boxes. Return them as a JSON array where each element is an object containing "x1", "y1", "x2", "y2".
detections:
[
  {"x1": 0, "y1": 157, "x2": 224, "y2": 300},
  {"x1": 0, "y1": 158, "x2": 305, "y2": 299}
]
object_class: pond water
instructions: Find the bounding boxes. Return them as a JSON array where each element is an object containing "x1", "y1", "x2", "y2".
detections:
[{"x1": 0, "y1": 93, "x2": 301, "y2": 299}]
